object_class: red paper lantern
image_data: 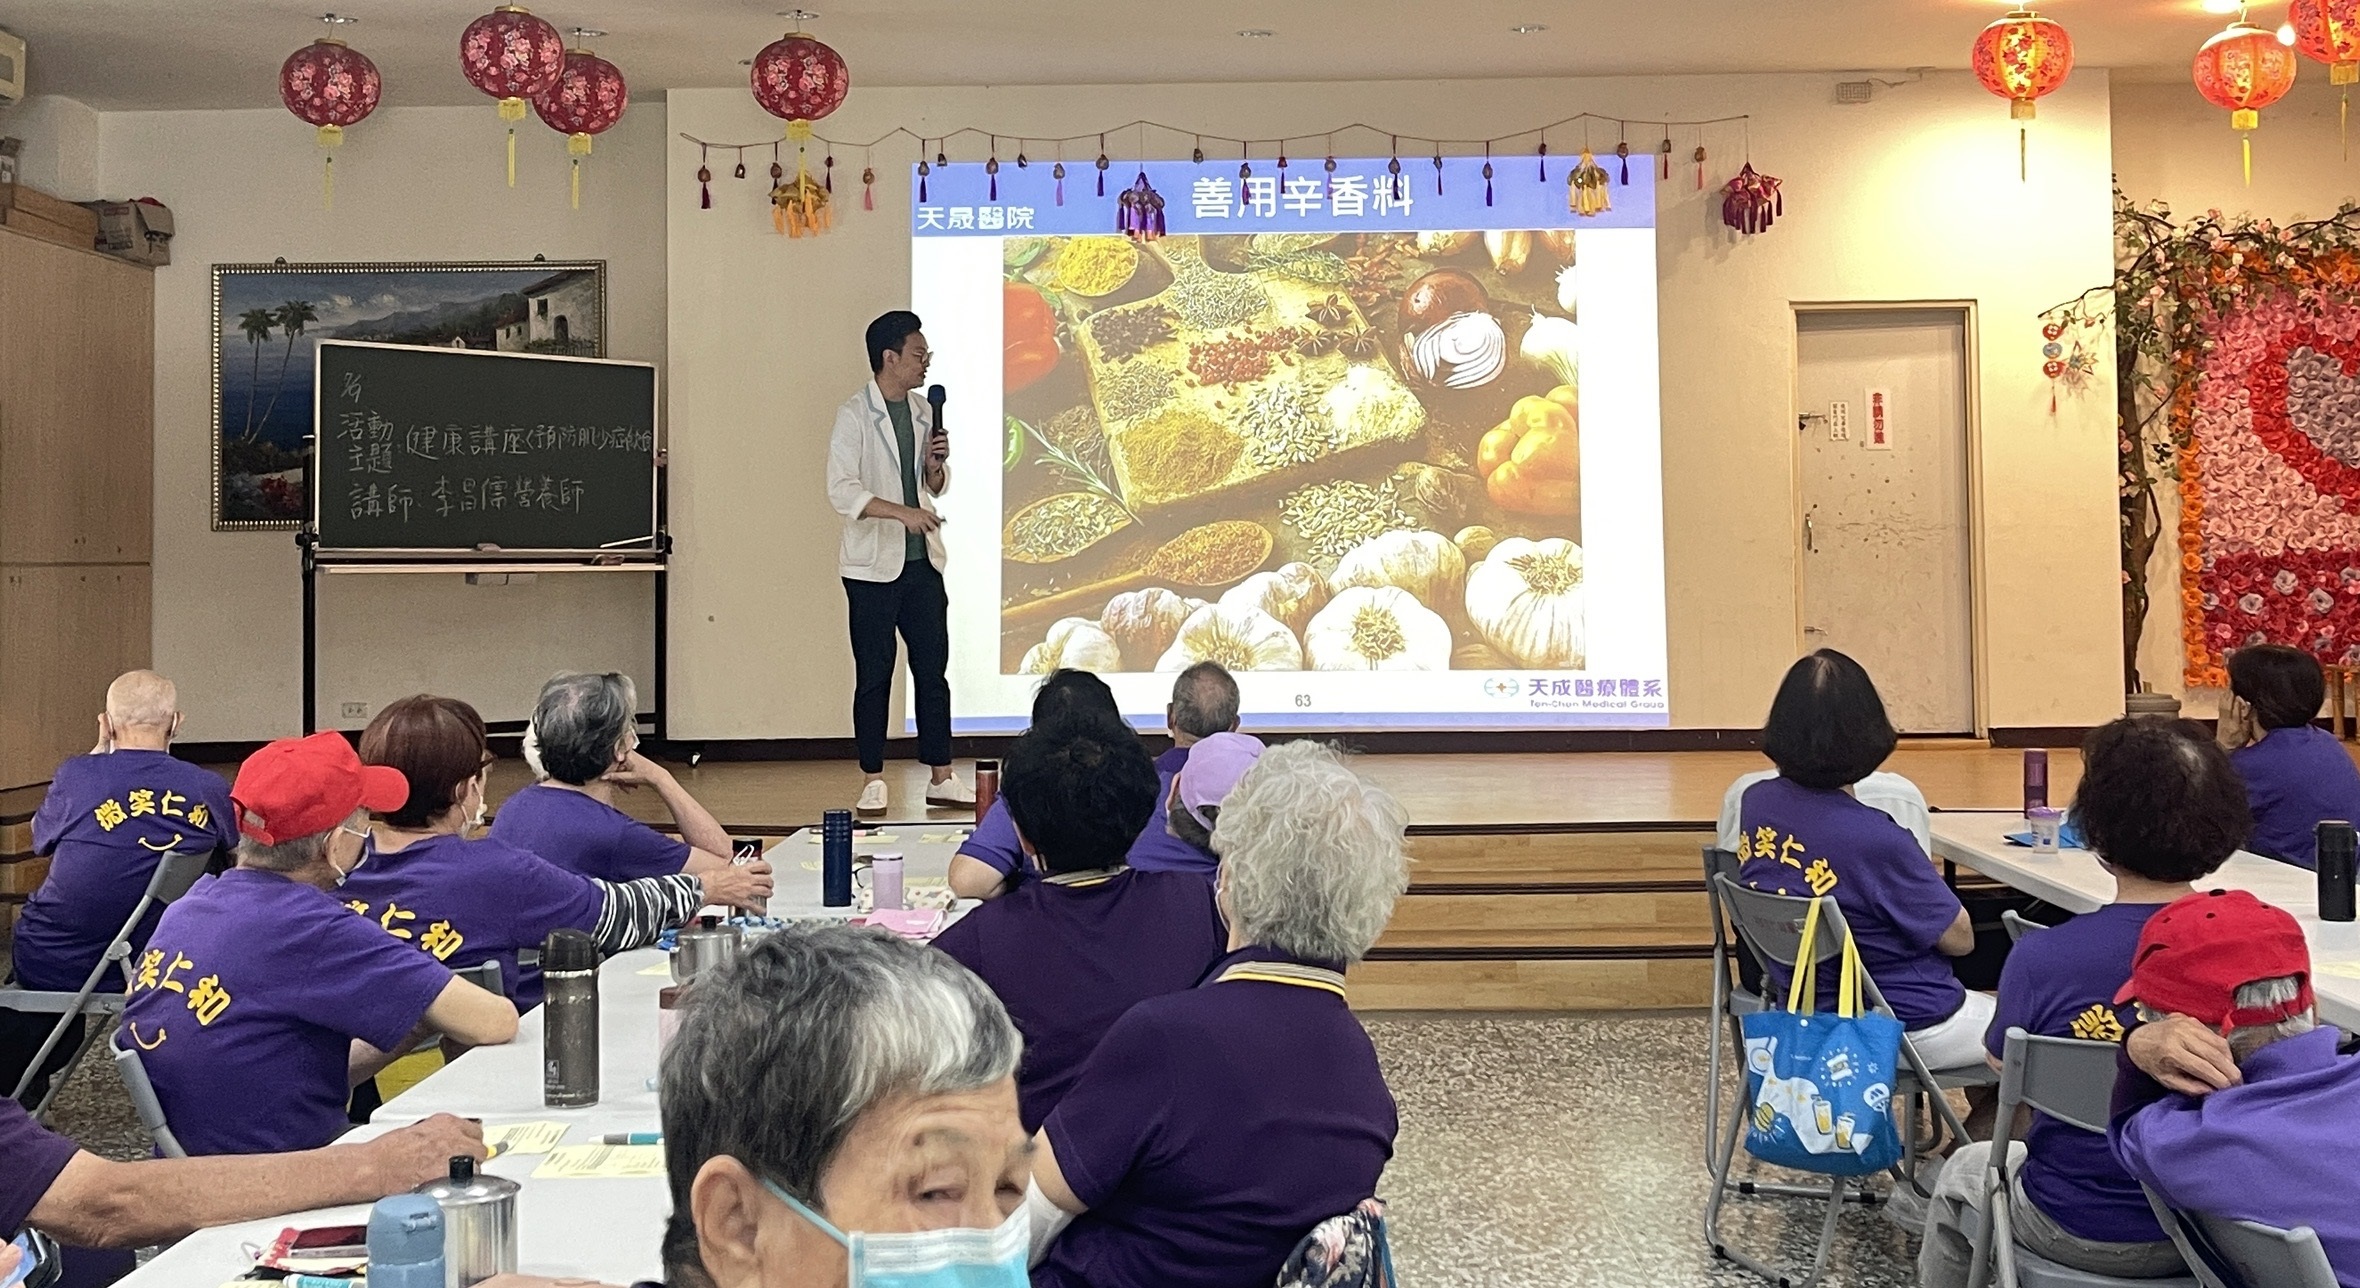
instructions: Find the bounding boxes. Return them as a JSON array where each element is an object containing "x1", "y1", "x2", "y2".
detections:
[
  {"x1": 1971, "y1": 9, "x2": 2074, "y2": 120},
  {"x1": 533, "y1": 48, "x2": 628, "y2": 209},
  {"x1": 2193, "y1": 21, "x2": 2301, "y2": 183},
  {"x1": 2292, "y1": 0, "x2": 2360, "y2": 83},
  {"x1": 460, "y1": 5, "x2": 565, "y2": 185},
  {"x1": 280, "y1": 36, "x2": 381, "y2": 207},
  {"x1": 751, "y1": 33, "x2": 850, "y2": 125}
]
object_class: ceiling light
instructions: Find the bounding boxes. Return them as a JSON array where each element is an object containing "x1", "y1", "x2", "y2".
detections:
[
  {"x1": 776, "y1": 9, "x2": 820, "y2": 21},
  {"x1": 1511, "y1": 23, "x2": 1548, "y2": 33},
  {"x1": 568, "y1": 26, "x2": 607, "y2": 39},
  {"x1": 2278, "y1": 20, "x2": 2298, "y2": 43},
  {"x1": 318, "y1": 11, "x2": 358, "y2": 23},
  {"x1": 1238, "y1": 28, "x2": 1275, "y2": 38},
  {"x1": 2199, "y1": 0, "x2": 2242, "y2": 12}
]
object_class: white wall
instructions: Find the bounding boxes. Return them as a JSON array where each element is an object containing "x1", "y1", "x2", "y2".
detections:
[
  {"x1": 0, "y1": 94, "x2": 100, "y2": 199},
  {"x1": 99, "y1": 104, "x2": 667, "y2": 742},
  {"x1": 665, "y1": 70, "x2": 2122, "y2": 737},
  {"x1": 2111, "y1": 76, "x2": 2360, "y2": 714}
]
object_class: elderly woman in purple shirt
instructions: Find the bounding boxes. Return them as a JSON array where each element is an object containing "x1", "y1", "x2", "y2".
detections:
[
  {"x1": 1026, "y1": 741, "x2": 1408, "y2": 1288},
  {"x1": 2217, "y1": 644, "x2": 2360, "y2": 870}
]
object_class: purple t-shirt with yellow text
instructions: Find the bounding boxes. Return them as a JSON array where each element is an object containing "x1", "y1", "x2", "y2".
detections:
[
  {"x1": 121, "y1": 868, "x2": 452, "y2": 1155},
  {"x1": 957, "y1": 746, "x2": 1211, "y2": 883},
  {"x1": 1985, "y1": 900, "x2": 2164, "y2": 1244},
  {"x1": 340, "y1": 833, "x2": 602, "y2": 1009},
  {"x1": 0, "y1": 1094, "x2": 79, "y2": 1232},
  {"x1": 17, "y1": 750, "x2": 239, "y2": 992},
  {"x1": 1736, "y1": 775, "x2": 1965, "y2": 1028}
]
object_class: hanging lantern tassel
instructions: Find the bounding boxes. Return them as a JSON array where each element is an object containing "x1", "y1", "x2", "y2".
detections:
[
  {"x1": 1694, "y1": 144, "x2": 1708, "y2": 190},
  {"x1": 1659, "y1": 137, "x2": 1672, "y2": 180},
  {"x1": 500, "y1": 96, "x2": 527, "y2": 186},
  {"x1": 1616, "y1": 140, "x2": 1631, "y2": 185},
  {"x1": 862, "y1": 165, "x2": 875, "y2": 211},
  {"x1": 1569, "y1": 148, "x2": 1611, "y2": 217},
  {"x1": 318, "y1": 124, "x2": 342, "y2": 209},
  {"x1": 568, "y1": 131, "x2": 591, "y2": 209},
  {"x1": 1116, "y1": 170, "x2": 1166, "y2": 242},
  {"x1": 2236, "y1": 108, "x2": 2257, "y2": 186},
  {"x1": 1052, "y1": 161, "x2": 1064, "y2": 207},
  {"x1": 774, "y1": 168, "x2": 832, "y2": 237},
  {"x1": 1484, "y1": 143, "x2": 1494, "y2": 206}
]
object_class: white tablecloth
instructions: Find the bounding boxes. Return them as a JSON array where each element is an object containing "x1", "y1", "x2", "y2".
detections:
[{"x1": 1930, "y1": 811, "x2": 2360, "y2": 1032}]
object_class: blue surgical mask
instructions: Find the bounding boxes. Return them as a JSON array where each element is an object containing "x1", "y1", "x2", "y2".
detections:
[{"x1": 763, "y1": 1179, "x2": 1029, "y2": 1288}]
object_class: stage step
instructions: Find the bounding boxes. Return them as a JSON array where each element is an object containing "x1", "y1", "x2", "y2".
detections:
[{"x1": 1356, "y1": 825, "x2": 1717, "y2": 1012}]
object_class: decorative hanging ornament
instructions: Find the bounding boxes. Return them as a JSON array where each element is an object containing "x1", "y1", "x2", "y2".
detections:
[
  {"x1": 2291, "y1": 0, "x2": 2360, "y2": 155},
  {"x1": 774, "y1": 171, "x2": 831, "y2": 237},
  {"x1": 1719, "y1": 162, "x2": 1782, "y2": 234},
  {"x1": 697, "y1": 144, "x2": 712, "y2": 209},
  {"x1": 459, "y1": 5, "x2": 566, "y2": 187},
  {"x1": 2192, "y1": 21, "x2": 2301, "y2": 186},
  {"x1": 1483, "y1": 142, "x2": 1494, "y2": 206},
  {"x1": 1097, "y1": 140, "x2": 1110, "y2": 197},
  {"x1": 279, "y1": 19, "x2": 382, "y2": 210},
  {"x1": 1569, "y1": 148, "x2": 1611, "y2": 217},
  {"x1": 862, "y1": 164, "x2": 876, "y2": 211},
  {"x1": 531, "y1": 43, "x2": 627, "y2": 210},
  {"x1": 1658, "y1": 135, "x2": 1673, "y2": 180},
  {"x1": 1615, "y1": 139, "x2": 1630, "y2": 185},
  {"x1": 750, "y1": 27, "x2": 851, "y2": 125},
  {"x1": 1972, "y1": 9, "x2": 2074, "y2": 182},
  {"x1": 1693, "y1": 143, "x2": 1708, "y2": 190},
  {"x1": 1117, "y1": 170, "x2": 1167, "y2": 242}
]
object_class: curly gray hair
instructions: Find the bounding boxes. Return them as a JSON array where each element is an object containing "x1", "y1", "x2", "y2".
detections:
[{"x1": 1213, "y1": 741, "x2": 1409, "y2": 965}]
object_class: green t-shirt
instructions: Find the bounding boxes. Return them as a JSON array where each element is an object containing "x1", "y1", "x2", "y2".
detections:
[{"x1": 885, "y1": 396, "x2": 925, "y2": 562}]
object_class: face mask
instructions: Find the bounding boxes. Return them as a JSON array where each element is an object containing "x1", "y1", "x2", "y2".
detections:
[
  {"x1": 763, "y1": 1179, "x2": 1029, "y2": 1288},
  {"x1": 469, "y1": 779, "x2": 489, "y2": 829},
  {"x1": 331, "y1": 826, "x2": 372, "y2": 887}
]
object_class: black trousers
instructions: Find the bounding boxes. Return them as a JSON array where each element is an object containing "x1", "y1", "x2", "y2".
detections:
[{"x1": 845, "y1": 559, "x2": 953, "y2": 773}]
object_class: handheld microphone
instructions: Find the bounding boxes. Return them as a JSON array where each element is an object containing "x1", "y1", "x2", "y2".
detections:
[{"x1": 926, "y1": 384, "x2": 947, "y2": 449}]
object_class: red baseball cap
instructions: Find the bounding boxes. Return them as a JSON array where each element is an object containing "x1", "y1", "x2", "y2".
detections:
[
  {"x1": 231, "y1": 731, "x2": 410, "y2": 846},
  {"x1": 2115, "y1": 889, "x2": 2314, "y2": 1032}
]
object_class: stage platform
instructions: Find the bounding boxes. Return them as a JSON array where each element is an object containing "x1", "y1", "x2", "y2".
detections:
[{"x1": 1, "y1": 741, "x2": 2086, "y2": 1012}]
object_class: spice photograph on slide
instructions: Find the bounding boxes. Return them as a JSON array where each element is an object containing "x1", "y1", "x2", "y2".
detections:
[{"x1": 913, "y1": 154, "x2": 1665, "y2": 731}]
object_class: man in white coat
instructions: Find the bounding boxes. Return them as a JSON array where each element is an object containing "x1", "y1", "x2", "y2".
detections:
[{"x1": 826, "y1": 311, "x2": 972, "y2": 815}]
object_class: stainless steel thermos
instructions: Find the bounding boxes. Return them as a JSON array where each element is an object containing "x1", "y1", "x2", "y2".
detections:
[
  {"x1": 414, "y1": 1155, "x2": 520, "y2": 1288},
  {"x1": 974, "y1": 759, "x2": 1000, "y2": 823},
  {"x1": 541, "y1": 928, "x2": 599, "y2": 1108}
]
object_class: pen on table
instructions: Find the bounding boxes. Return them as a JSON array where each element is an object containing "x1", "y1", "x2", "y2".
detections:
[{"x1": 600, "y1": 1131, "x2": 662, "y2": 1145}]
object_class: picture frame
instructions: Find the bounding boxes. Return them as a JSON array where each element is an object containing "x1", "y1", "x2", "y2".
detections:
[{"x1": 211, "y1": 258, "x2": 607, "y2": 530}]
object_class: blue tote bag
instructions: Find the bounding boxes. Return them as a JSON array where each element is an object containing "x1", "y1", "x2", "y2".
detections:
[{"x1": 1740, "y1": 897, "x2": 1906, "y2": 1177}]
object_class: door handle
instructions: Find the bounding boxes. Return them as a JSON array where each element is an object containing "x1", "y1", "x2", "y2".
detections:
[{"x1": 1804, "y1": 513, "x2": 1815, "y2": 554}]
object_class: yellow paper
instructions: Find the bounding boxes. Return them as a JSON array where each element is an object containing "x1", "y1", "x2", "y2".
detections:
[
  {"x1": 638, "y1": 962, "x2": 674, "y2": 976},
  {"x1": 484, "y1": 1121, "x2": 570, "y2": 1157},
  {"x1": 533, "y1": 1143, "x2": 667, "y2": 1179},
  {"x1": 2317, "y1": 960, "x2": 2360, "y2": 980}
]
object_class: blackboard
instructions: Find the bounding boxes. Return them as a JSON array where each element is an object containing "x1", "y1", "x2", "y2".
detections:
[{"x1": 311, "y1": 341, "x2": 659, "y2": 553}]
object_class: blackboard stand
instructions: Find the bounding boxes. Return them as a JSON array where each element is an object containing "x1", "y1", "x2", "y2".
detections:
[{"x1": 296, "y1": 529, "x2": 673, "y2": 741}]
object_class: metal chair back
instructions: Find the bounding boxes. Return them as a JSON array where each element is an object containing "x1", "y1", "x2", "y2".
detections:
[
  {"x1": 2001, "y1": 908, "x2": 2045, "y2": 944},
  {"x1": 109, "y1": 1033, "x2": 186, "y2": 1158}
]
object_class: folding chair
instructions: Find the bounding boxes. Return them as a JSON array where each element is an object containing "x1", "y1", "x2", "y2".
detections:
[
  {"x1": 1, "y1": 847, "x2": 211, "y2": 1119},
  {"x1": 1700, "y1": 848, "x2": 1861, "y2": 1205},
  {"x1": 1962, "y1": 1029, "x2": 2196, "y2": 1288},
  {"x1": 1705, "y1": 876, "x2": 1999, "y2": 1288},
  {"x1": 2141, "y1": 1187, "x2": 2339, "y2": 1288},
  {"x1": 109, "y1": 1031, "x2": 186, "y2": 1158},
  {"x1": 2000, "y1": 909, "x2": 2046, "y2": 944}
]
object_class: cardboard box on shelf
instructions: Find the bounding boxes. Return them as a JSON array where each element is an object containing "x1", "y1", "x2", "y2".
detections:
[{"x1": 88, "y1": 199, "x2": 172, "y2": 266}]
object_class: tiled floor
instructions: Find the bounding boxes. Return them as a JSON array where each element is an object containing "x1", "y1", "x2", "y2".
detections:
[{"x1": 41, "y1": 1008, "x2": 1924, "y2": 1286}]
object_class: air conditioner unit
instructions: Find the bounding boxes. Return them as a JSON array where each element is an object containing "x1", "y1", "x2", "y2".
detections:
[{"x1": 0, "y1": 30, "x2": 24, "y2": 105}]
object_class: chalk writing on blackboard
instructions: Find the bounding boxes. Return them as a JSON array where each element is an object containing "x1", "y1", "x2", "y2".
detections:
[{"x1": 347, "y1": 476, "x2": 588, "y2": 522}]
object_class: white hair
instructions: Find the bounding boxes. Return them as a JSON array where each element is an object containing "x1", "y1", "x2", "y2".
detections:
[
  {"x1": 2227, "y1": 974, "x2": 2316, "y2": 1061},
  {"x1": 1213, "y1": 741, "x2": 1409, "y2": 964},
  {"x1": 105, "y1": 670, "x2": 179, "y2": 731}
]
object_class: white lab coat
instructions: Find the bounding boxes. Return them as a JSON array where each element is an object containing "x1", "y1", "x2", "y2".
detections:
[{"x1": 826, "y1": 380, "x2": 949, "y2": 582}]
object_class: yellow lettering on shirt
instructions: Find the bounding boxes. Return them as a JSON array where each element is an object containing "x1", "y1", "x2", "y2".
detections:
[
  {"x1": 1804, "y1": 857, "x2": 1840, "y2": 896},
  {"x1": 134, "y1": 948, "x2": 163, "y2": 990},
  {"x1": 379, "y1": 902, "x2": 416, "y2": 940},
  {"x1": 420, "y1": 920, "x2": 466, "y2": 962},
  {"x1": 93, "y1": 799, "x2": 128, "y2": 831},
  {"x1": 157, "y1": 952, "x2": 193, "y2": 994},
  {"x1": 188, "y1": 803, "x2": 211, "y2": 829},
  {"x1": 2070, "y1": 1004, "x2": 2126, "y2": 1044},
  {"x1": 1752, "y1": 826, "x2": 1779, "y2": 862},
  {"x1": 344, "y1": 899, "x2": 371, "y2": 917},
  {"x1": 159, "y1": 792, "x2": 188, "y2": 820},
  {"x1": 1778, "y1": 836, "x2": 1806, "y2": 870},
  {"x1": 126, "y1": 789, "x2": 157, "y2": 817},
  {"x1": 185, "y1": 974, "x2": 232, "y2": 1025}
]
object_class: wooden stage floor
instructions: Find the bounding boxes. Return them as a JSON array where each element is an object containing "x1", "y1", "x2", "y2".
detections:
[{"x1": 554, "y1": 739, "x2": 2087, "y2": 837}]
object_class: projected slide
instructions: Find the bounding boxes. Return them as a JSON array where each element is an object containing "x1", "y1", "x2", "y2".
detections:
[{"x1": 911, "y1": 157, "x2": 1664, "y2": 732}]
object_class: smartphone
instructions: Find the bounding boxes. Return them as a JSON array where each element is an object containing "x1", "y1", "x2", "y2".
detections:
[
  {"x1": 286, "y1": 1224, "x2": 369, "y2": 1260},
  {"x1": 4, "y1": 1229, "x2": 59, "y2": 1288}
]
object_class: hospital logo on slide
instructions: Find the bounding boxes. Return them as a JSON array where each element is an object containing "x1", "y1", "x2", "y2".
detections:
[{"x1": 1481, "y1": 677, "x2": 1524, "y2": 699}]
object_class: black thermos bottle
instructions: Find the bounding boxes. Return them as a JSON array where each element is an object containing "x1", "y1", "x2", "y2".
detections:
[
  {"x1": 2318, "y1": 820, "x2": 2357, "y2": 923},
  {"x1": 822, "y1": 808, "x2": 854, "y2": 908},
  {"x1": 541, "y1": 928, "x2": 600, "y2": 1107}
]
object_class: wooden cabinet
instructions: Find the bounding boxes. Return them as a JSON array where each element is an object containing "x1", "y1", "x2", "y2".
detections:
[{"x1": 0, "y1": 223, "x2": 154, "y2": 789}]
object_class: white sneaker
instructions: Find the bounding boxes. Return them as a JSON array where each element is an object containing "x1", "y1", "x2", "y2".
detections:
[
  {"x1": 924, "y1": 776, "x2": 976, "y2": 808},
  {"x1": 855, "y1": 780, "x2": 889, "y2": 816}
]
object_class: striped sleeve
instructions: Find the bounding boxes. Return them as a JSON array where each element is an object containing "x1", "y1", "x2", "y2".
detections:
[{"x1": 589, "y1": 873, "x2": 703, "y2": 952}]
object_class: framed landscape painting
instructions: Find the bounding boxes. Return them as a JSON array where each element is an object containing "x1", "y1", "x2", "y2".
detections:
[{"x1": 211, "y1": 259, "x2": 608, "y2": 529}]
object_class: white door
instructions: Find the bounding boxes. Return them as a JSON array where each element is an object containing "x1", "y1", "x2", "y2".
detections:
[{"x1": 1795, "y1": 309, "x2": 1976, "y2": 734}]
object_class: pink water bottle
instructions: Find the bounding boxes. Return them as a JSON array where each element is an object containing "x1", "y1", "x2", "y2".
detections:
[
  {"x1": 2022, "y1": 748, "x2": 2049, "y2": 817},
  {"x1": 871, "y1": 852, "x2": 905, "y2": 911}
]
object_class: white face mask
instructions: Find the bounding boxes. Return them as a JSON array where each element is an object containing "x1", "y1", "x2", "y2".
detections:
[{"x1": 764, "y1": 1180, "x2": 1029, "y2": 1288}]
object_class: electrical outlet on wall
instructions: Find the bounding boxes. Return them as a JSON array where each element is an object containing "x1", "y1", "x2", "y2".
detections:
[
  {"x1": 1828, "y1": 400, "x2": 1851, "y2": 442},
  {"x1": 341, "y1": 701, "x2": 369, "y2": 721}
]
